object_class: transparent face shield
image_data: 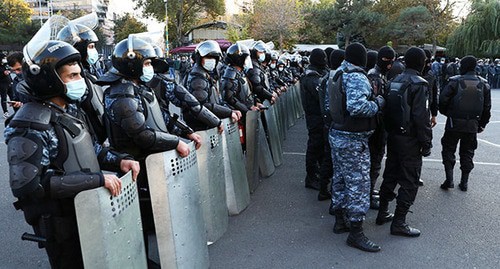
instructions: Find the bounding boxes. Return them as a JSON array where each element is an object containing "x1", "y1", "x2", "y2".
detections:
[
  {"x1": 23, "y1": 15, "x2": 70, "y2": 75},
  {"x1": 196, "y1": 40, "x2": 222, "y2": 58},
  {"x1": 133, "y1": 31, "x2": 165, "y2": 57},
  {"x1": 59, "y1": 12, "x2": 99, "y2": 44}
]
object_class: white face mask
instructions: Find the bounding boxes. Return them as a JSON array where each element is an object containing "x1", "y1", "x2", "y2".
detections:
[
  {"x1": 1, "y1": 59, "x2": 6, "y2": 64},
  {"x1": 87, "y1": 48, "x2": 99, "y2": 65},
  {"x1": 278, "y1": 67, "x2": 284, "y2": 72},
  {"x1": 270, "y1": 63, "x2": 276, "y2": 69},
  {"x1": 65, "y1": 78, "x2": 87, "y2": 101},
  {"x1": 243, "y1": 56, "x2": 253, "y2": 72},
  {"x1": 203, "y1": 58, "x2": 216, "y2": 71},
  {"x1": 140, "y1": 66, "x2": 155, "y2": 82},
  {"x1": 258, "y1": 53, "x2": 266, "y2": 63}
]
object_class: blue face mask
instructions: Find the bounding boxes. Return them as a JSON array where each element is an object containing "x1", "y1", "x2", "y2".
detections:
[
  {"x1": 140, "y1": 66, "x2": 155, "y2": 82},
  {"x1": 87, "y1": 48, "x2": 99, "y2": 65},
  {"x1": 65, "y1": 78, "x2": 87, "y2": 101}
]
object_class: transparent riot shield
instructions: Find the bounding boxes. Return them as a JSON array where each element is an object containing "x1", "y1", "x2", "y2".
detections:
[
  {"x1": 146, "y1": 143, "x2": 209, "y2": 269},
  {"x1": 74, "y1": 171, "x2": 147, "y2": 269},
  {"x1": 195, "y1": 128, "x2": 228, "y2": 243},
  {"x1": 245, "y1": 110, "x2": 261, "y2": 193},
  {"x1": 293, "y1": 82, "x2": 304, "y2": 118},
  {"x1": 221, "y1": 118, "x2": 250, "y2": 215},
  {"x1": 262, "y1": 100, "x2": 283, "y2": 167},
  {"x1": 258, "y1": 115, "x2": 275, "y2": 177}
]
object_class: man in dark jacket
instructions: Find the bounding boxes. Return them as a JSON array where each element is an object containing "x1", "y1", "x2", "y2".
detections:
[
  {"x1": 300, "y1": 48, "x2": 329, "y2": 192},
  {"x1": 377, "y1": 47, "x2": 432, "y2": 238},
  {"x1": 439, "y1": 56, "x2": 491, "y2": 192}
]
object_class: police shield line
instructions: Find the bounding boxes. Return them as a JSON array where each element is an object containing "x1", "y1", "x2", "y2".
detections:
[{"x1": 3, "y1": 13, "x2": 305, "y2": 269}]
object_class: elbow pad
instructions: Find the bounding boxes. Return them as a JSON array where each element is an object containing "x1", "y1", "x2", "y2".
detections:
[
  {"x1": 7, "y1": 136, "x2": 45, "y2": 198},
  {"x1": 148, "y1": 131, "x2": 180, "y2": 152},
  {"x1": 50, "y1": 171, "x2": 104, "y2": 199}
]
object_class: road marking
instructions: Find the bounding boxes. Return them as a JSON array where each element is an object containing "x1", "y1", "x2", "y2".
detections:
[
  {"x1": 283, "y1": 152, "x2": 500, "y2": 166},
  {"x1": 478, "y1": 138, "x2": 500, "y2": 148}
]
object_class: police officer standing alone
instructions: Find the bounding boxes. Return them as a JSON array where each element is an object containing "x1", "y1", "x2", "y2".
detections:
[
  {"x1": 300, "y1": 48, "x2": 329, "y2": 192},
  {"x1": 329, "y1": 43, "x2": 384, "y2": 252},
  {"x1": 438, "y1": 56, "x2": 491, "y2": 192},
  {"x1": 377, "y1": 47, "x2": 432, "y2": 238}
]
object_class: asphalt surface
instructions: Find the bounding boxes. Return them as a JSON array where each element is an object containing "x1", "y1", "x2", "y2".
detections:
[{"x1": 1, "y1": 89, "x2": 499, "y2": 268}]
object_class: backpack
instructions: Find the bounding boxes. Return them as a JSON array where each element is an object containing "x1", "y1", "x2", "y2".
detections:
[
  {"x1": 385, "y1": 79, "x2": 412, "y2": 134},
  {"x1": 450, "y1": 77, "x2": 484, "y2": 120}
]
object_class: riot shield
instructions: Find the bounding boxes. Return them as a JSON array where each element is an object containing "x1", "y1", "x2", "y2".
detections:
[
  {"x1": 221, "y1": 118, "x2": 250, "y2": 215},
  {"x1": 293, "y1": 82, "x2": 304, "y2": 118},
  {"x1": 146, "y1": 143, "x2": 209, "y2": 269},
  {"x1": 285, "y1": 89, "x2": 295, "y2": 128},
  {"x1": 245, "y1": 110, "x2": 261, "y2": 193},
  {"x1": 75, "y1": 171, "x2": 147, "y2": 269},
  {"x1": 258, "y1": 115, "x2": 275, "y2": 177},
  {"x1": 195, "y1": 128, "x2": 228, "y2": 243},
  {"x1": 276, "y1": 95, "x2": 286, "y2": 141},
  {"x1": 262, "y1": 100, "x2": 283, "y2": 167}
]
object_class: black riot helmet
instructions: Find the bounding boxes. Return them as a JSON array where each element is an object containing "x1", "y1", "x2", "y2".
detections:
[
  {"x1": 195, "y1": 40, "x2": 222, "y2": 65},
  {"x1": 112, "y1": 35, "x2": 156, "y2": 78},
  {"x1": 23, "y1": 40, "x2": 82, "y2": 100},
  {"x1": 250, "y1": 40, "x2": 268, "y2": 60},
  {"x1": 57, "y1": 24, "x2": 98, "y2": 63},
  {"x1": 225, "y1": 43, "x2": 250, "y2": 68}
]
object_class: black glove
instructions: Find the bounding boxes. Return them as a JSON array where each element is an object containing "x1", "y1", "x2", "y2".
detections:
[
  {"x1": 374, "y1": 95, "x2": 385, "y2": 110},
  {"x1": 421, "y1": 147, "x2": 431, "y2": 157},
  {"x1": 478, "y1": 126, "x2": 485, "y2": 133}
]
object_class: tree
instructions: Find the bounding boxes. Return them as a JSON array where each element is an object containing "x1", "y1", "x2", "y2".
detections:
[
  {"x1": 299, "y1": 0, "x2": 337, "y2": 44},
  {"x1": 250, "y1": 0, "x2": 303, "y2": 49},
  {"x1": 133, "y1": 0, "x2": 225, "y2": 48},
  {"x1": 112, "y1": 13, "x2": 148, "y2": 43},
  {"x1": 328, "y1": 0, "x2": 382, "y2": 48},
  {"x1": 391, "y1": 6, "x2": 432, "y2": 46},
  {"x1": 447, "y1": 0, "x2": 500, "y2": 57},
  {"x1": 0, "y1": 0, "x2": 34, "y2": 46}
]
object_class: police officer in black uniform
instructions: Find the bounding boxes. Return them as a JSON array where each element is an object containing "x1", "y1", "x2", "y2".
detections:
[
  {"x1": 185, "y1": 40, "x2": 241, "y2": 131},
  {"x1": 247, "y1": 41, "x2": 277, "y2": 105},
  {"x1": 300, "y1": 48, "x2": 329, "y2": 192},
  {"x1": 377, "y1": 47, "x2": 432, "y2": 237},
  {"x1": 367, "y1": 46, "x2": 395, "y2": 209},
  {"x1": 439, "y1": 56, "x2": 491, "y2": 191},
  {"x1": 5, "y1": 39, "x2": 139, "y2": 268},
  {"x1": 97, "y1": 36, "x2": 192, "y2": 268}
]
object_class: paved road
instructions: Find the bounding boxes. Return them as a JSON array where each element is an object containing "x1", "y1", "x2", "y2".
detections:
[{"x1": 1, "y1": 90, "x2": 499, "y2": 268}]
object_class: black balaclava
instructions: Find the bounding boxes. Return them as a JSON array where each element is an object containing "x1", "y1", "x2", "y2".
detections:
[
  {"x1": 345, "y1": 43, "x2": 367, "y2": 68},
  {"x1": 366, "y1": 50, "x2": 378, "y2": 71},
  {"x1": 330, "y1": 49, "x2": 345, "y2": 70},
  {"x1": 404, "y1": 47, "x2": 426, "y2": 73},
  {"x1": 377, "y1": 46, "x2": 396, "y2": 74},
  {"x1": 460, "y1": 56, "x2": 477, "y2": 75},
  {"x1": 309, "y1": 48, "x2": 327, "y2": 69},
  {"x1": 325, "y1": 47, "x2": 334, "y2": 68}
]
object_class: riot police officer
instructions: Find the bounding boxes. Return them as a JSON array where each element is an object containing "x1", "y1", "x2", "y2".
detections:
[
  {"x1": 247, "y1": 40, "x2": 277, "y2": 104},
  {"x1": 367, "y1": 46, "x2": 395, "y2": 209},
  {"x1": 300, "y1": 48, "x2": 328, "y2": 192},
  {"x1": 57, "y1": 18, "x2": 108, "y2": 144},
  {"x1": 97, "y1": 36, "x2": 191, "y2": 268},
  {"x1": 378, "y1": 47, "x2": 432, "y2": 238},
  {"x1": 329, "y1": 43, "x2": 384, "y2": 252},
  {"x1": 5, "y1": 38, "x2": 139, "y2": 268},
  {"x1": 185, "y1": 40, "x2": 241, "y2": 131},
  {"x1": 439, "y1": 56, "x2": 491, "y2": 191}
]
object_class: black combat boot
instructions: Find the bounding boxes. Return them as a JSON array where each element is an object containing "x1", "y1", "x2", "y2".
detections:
[
  {"x1": 333, "y1": 209, "x2": 350, "y2": 234},
  {"x1": 459, "y1": 172, "x2": 469, "y2": 192},
  {"x1": 305, "y1": 175, "x2": 320, "y2": 190},
  {"x1": 376, "y1": 198, "x2": 394, "y2": 225},
  {"x1": 370, "y1": 194, "x2": 380, "y2": 210},
  {"x1": 317, "y1": 178, "x2": 332, "y2": 201},
  {"x1": 328, "y1": 201, "x2": 335, "y2": 215},
  {"x1": 390, "y1": 207, "x2": 420, "y2": 237},
  {"x1": 346, "y1": 221, "x2": 381, "y2": 252},
  {"x1": 440, "y1": 169, "x2": 454, "y2": 190}
]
